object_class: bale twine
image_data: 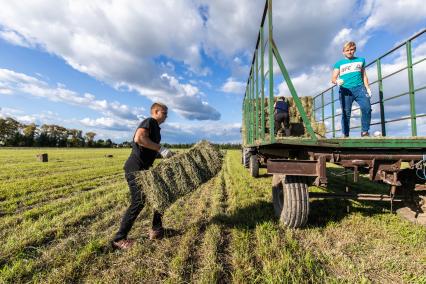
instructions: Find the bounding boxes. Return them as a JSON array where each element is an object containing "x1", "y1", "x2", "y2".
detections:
[{"x1": 135, "y1": 140, "x2": 223, "y2": 213}]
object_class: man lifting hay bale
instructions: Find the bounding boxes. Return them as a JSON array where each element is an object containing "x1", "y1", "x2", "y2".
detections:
[
  {"x1": 112, "y1": 102, "x2": 174, "y2": 250},
  {"x1": 135, "y1": 140, "x2": 223, "y2": 214}
]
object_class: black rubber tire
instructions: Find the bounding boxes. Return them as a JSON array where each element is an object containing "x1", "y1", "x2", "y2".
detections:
[
  {"x1": 249, "y1": 154, "x2": 259, "y2": 177},
  {"x1": 243, "y1": 148, "x2": 251, "y2": 169},
  {"x1": 272, "y1": 174, "x2": 309, "y2": 228}
]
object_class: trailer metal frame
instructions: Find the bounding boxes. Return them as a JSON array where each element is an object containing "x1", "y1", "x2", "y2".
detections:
[{"x1": 242, "y1": 0, "x2": 426, "y2": 227}]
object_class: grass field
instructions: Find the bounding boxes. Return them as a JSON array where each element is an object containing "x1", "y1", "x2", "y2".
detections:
[{"x1": 0, "y1": 148, "x2": 425, "y2": 283}]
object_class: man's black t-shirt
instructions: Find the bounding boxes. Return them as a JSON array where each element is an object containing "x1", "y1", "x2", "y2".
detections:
[{"x1": 124, "y1": 118, "x2": 161, "y2": 173}]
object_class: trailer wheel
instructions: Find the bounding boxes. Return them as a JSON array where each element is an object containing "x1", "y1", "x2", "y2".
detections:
[
  {"x1": 243, "y1": 148, "x2": 251, "y2": 168},
  {"x1": 272, "y1": 174, "x2": 309, "y2": 228},
  {"x1": 249, "y1": 155, "x2": 259, "y2": 177}
]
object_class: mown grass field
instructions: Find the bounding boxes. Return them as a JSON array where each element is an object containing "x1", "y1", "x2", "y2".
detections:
[{"x1": 0, "y1": 148, "x2": 425, "y2": 283}]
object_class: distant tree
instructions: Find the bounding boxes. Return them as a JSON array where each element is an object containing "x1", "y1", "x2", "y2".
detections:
[
  {"x1": 68, "y1": 129, "x2": 84, "y2": 147},
  {"x1": 0, "y1": 117, "x2": 22, "y2": 146},
  {"x1": 95, "y1": 139, "x2": 105, "y2": 147},
  {"x1": 84, "y1": 131, "x2": 96, "y2": 147},
  {"x1": 22, "y1": 123, "x2": 37, "y2": 146},
  {"x1": 121, "y1": 141, "x2": 132, "y2": 148},
  {"x1": 105, "y1": 139, "x2": 113, "y2": 148}
]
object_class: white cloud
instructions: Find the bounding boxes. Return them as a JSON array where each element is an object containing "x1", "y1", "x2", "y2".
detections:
[
  {"x1": 164, "y1": 121, "x2": 242, "y2": 143},
  {"x1": 0, "y1": 29, "x2": 33, "y2": 48},
  {"x1": 0, "y1": 0, "x2": 222, "y2": 121},
  {"x1": 361, "y1": 0, "x2": 426, "y2": 33},
  {"x1": 80, "y1": 117, "x2": 136, "y2": 131},
  {"x1": 221, "y1": 77, "x2": 246, "y2": 94},
  {"x1": 0, "y1": 68, "x2": 144, "y2": 121},
  {"x1": 135, "y1": 73, "x2": 221, "y2": 120},
  {"x1": 0, "y1": 107, "x2": 62, "y2": 125}
]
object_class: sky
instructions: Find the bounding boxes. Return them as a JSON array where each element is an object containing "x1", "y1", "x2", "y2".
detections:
[{"x1": 0, "y1": 0, "x2": 425, "y2": 143}]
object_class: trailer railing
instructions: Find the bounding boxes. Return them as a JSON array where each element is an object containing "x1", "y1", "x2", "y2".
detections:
[
  {"x1": 242, "y1": 0, "x2": 317, "y2": 146},
  {"x1": 313, "y1": 29, "x2": 426, "y2": 138}
]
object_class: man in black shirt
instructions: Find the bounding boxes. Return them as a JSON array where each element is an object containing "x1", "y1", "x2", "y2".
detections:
[{"x1": 113, "y1": 102, "x2": 174, "y2": 250}]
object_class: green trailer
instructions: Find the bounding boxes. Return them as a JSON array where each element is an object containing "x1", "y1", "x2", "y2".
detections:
[{"x1": 242, "y1": 0, "x2": 426, "y2": 228}]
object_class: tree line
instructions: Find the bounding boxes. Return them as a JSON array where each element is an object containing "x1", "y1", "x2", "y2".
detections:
[
  {"x1": 0, "y1": 117, "x2": 242, "y2": 149},
  {"x1": 0, "y1": 117, "x2": 115, "y2": 147}
]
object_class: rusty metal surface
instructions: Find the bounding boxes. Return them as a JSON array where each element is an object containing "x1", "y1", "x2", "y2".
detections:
[
  {"x1": 311, "y1": 152, "x2": 424, "y2": 162},
  {"x1": 267, "y1": 159, "x2": 317, "y2": 176},
  {"x1": 309, "y1": 192, "x2": 404, "y2": 202}
]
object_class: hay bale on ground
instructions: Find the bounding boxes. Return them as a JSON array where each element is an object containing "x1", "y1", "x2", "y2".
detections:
[
  {"x1": 36, "y1": 153, "x2": 48, "y2": 162},
  {"x1": 135, "y1": 140, "x2": 223, "y2": 213}
]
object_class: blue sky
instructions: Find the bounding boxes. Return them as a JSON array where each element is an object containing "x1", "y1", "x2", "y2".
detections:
[{"x1": 0, "y1": 0, "x2": 425, "y2": 143}]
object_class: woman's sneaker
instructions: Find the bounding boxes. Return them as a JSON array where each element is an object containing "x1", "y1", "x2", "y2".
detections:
[{"x1": 361, "y1": 132, "x2": 370, "y2": 137}]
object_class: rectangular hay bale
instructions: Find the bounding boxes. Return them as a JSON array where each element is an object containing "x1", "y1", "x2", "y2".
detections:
[{"x1": 135, "y1": 141, "x2": 223, "y2": 213}]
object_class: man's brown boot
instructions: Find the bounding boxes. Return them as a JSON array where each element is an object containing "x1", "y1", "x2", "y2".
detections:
[{"x1": 112, "y1": 239, "x2": 135, "y2": 250}]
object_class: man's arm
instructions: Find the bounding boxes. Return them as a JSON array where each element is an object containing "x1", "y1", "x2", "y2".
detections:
[
  {"x1": 331, "y1": 69, "x2": 340, "y2": 84},
  {"x1": 362, "y1": 68, "x2": 370, "y2": 88},
  {"x1": 134, "y1": 128, "x2": 160, "y2": 151},
  {"x1": 362, "y1": 68, "x2": 372, "y2": 97}
]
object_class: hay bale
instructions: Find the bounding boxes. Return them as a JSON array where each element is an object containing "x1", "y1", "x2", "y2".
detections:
[
  {"x1": 135, "y1": 140, "x2": 223, "y2": 213},
  {"x1": 36, "y1": 153, "x2": 48, "y2": 162},
  {"x1": 253, "y1": 96, "x2": 325, "y2": 137}
]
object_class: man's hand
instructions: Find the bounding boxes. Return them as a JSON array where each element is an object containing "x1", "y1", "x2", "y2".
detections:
[
  {"x1": 366, "y1": 87, "x2": 372, "y2": 98},
  {"x1": 336, "y1": 78, "x2": 344, "y2": 86},
  {"x1": 159, "y1": 146, "x2": 174, "y2": 158}
]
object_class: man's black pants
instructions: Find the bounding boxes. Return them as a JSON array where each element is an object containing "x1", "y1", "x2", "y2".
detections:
[
  {"x1": 274, "y1": 112, "x2": 290, "y2": 135},
  {"x1": 113, "y1": 172, "x2": 162, "y2": 242}
]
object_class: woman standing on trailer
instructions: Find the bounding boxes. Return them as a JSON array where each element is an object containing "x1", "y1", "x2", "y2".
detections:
[{"x1": 332, "y1": 41, "x2": 372, "y2": 137}]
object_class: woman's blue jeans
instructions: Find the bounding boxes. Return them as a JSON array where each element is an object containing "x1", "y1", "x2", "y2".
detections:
[{"x1": 339, "y1": 85, "x2": 371, "y2": 136}]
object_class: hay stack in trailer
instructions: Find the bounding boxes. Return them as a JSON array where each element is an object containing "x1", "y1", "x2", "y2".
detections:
[
  {"x1": 135, "y1": 140, "x2": 223, "y2": 213},
  {"x1": 250, "y1": 96, "x2": 325, "y2": 138}
]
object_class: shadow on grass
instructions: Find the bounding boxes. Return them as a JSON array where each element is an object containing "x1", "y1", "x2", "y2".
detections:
[
  {"x1": 163, "y1": 228, "x2": 183, "y2": 238},
  {"x1": 308, "y1": 167, "x2": 403, "y2": 227},
  {"x1": 257, "y1": 173, "x2": 272, "y2": 178},
  {"x1": 210, "y1": 200, "x2": 275, "y2": 229}
]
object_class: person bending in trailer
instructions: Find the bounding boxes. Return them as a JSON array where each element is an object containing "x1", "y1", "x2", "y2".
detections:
[
  {"x1": 274, "y1": 96, "x2": 290, "y2": 136},
  {"x1": 332, "y1": 41, "x2": 372, "y2": 137},
  {"x1": 112, "y1": 102, "x2": 174, "y2": 250}
]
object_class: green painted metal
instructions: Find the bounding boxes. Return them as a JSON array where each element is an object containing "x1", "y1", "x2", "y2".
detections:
[
  {"x1": 406, "y1": 40, "x2": 417, "y2": 136},
  {"x1": 321, "y1": 93, "x2": 325, "y2": 124},
  {"x1": 255, "y1": 50, "x2": 259, "y2": 140},
  {"x1": 251, "y1": 73, "x2": 256, "y2": 141},
  {"x1": 267, "y1": 0, "x2": 275, "y2": 143},
  {"x1": 376, "y1": 59, "x2": 386, "y2": 136},
  {"x1": 271, "y1": 41, "x2": 318, "y2": 141},
  {"x1": 250, "y1": 75, "x2": 254, "y2": 143},
  {"x1": 260, "y1": 26, "x2": 265, "y2": 142}
]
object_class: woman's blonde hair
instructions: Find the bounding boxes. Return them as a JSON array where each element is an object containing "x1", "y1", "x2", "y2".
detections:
[{"x1": 342, "y1": 41, "x2": 356, "y2": 51}]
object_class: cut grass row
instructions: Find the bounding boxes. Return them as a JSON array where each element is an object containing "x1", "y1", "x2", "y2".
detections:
[{"x1": 0, "y1": 181, "x2": 126, "y2": 270}]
